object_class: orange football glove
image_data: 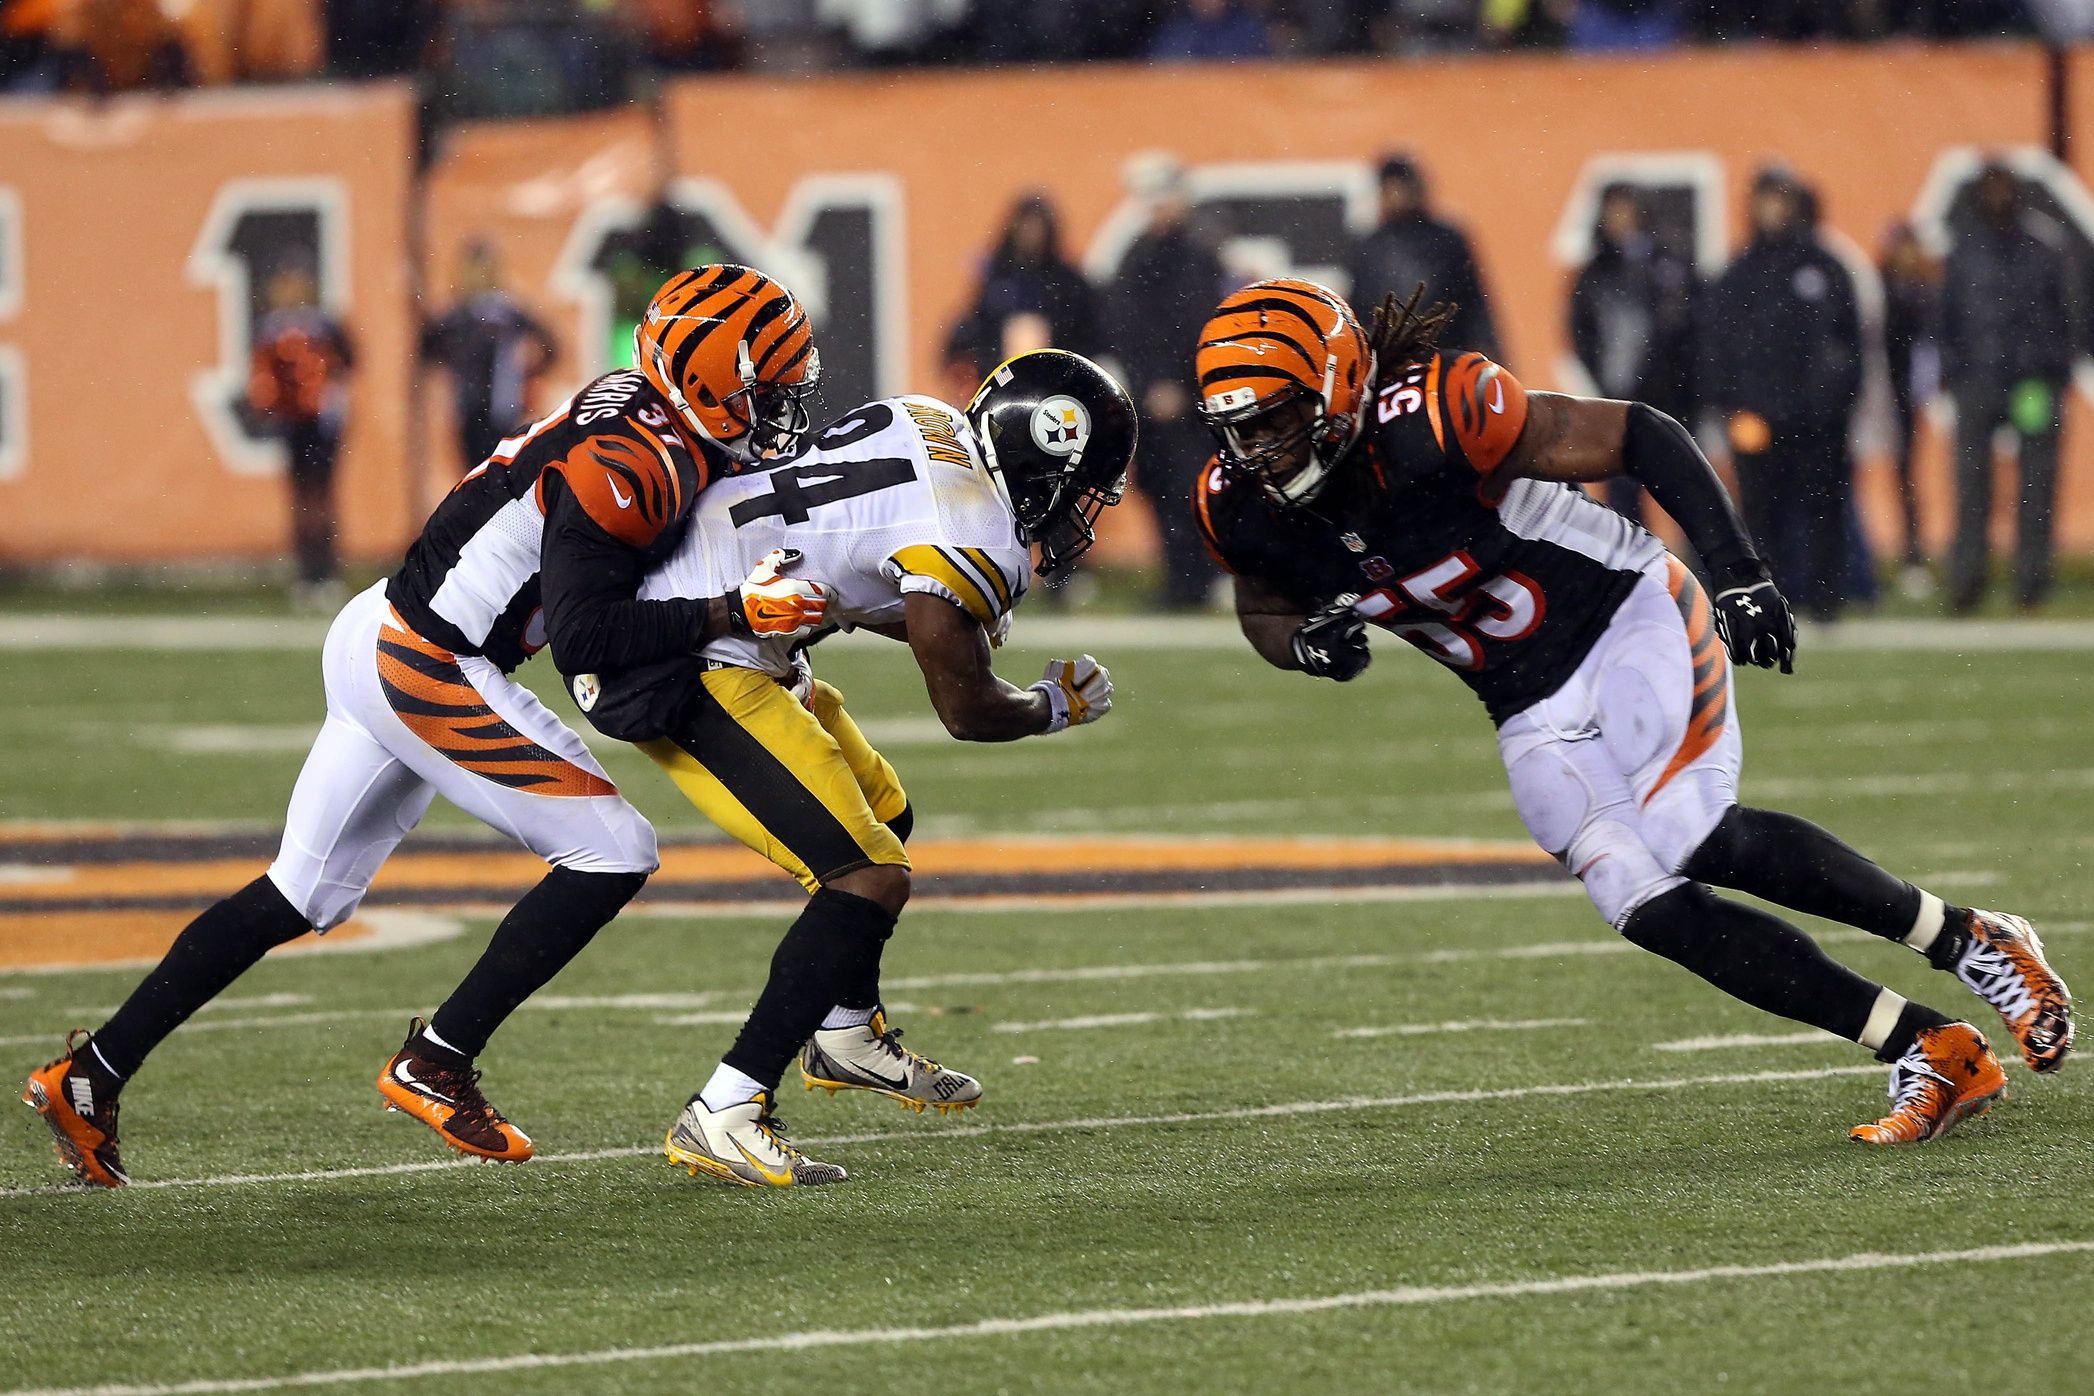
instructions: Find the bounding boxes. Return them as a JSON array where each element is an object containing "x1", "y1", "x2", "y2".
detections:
[{"x1": 730, "y1": 548, "x2": 830, "y2": 640}]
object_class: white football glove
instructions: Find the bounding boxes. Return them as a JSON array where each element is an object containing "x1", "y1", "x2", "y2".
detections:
[
  {"x1": 1031, "y1": 655, "x2": 1113, "y2": 734},
  {"x1": 730, "y1": 547, "x2": 830, "y2": 640}
]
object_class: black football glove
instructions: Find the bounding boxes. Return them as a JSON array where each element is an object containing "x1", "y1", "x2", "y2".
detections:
[
  {"x1": 1711, "y1": 572, "x2": 1796, "y2": 674},
  {"x1": 1291, "y1": 596, "x2": 1372, "y2": 682}
]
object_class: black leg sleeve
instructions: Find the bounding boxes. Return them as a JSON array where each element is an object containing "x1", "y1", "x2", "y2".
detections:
[
  {"x1": 92, "y1": 875, "x2": 312, "y2": 1079},
  {"x1": 428, "y1": 867, "x2": 647, "y2": 1058},
  {"x1": 723, "y1": 888, "x2": 896, "y2": 1089},
  {"x1": 1621, "y1": 883, "x2": 1947, "y2": 1059},
  {"x1": 1682, "y1": 806, "x2": 1921, "y2": 942}
]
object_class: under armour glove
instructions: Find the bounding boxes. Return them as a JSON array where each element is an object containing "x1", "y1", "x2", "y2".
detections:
[
  {"x1": 1031, "y1": 655, "x2": 1113, "y2": 734},
  {"x1": 1712, "y1": 575, "x2": 1797, "y2": 674},
  {"x1": 729, "y1": 547, "x2": 830, "y2": 640},
  {"x1": 1292, "y1": 596, "x2": 1371, "y2": 681}
]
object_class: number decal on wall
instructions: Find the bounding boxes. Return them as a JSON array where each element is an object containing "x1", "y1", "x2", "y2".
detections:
[{"x1": 186, "y1": 178, "x2": 350, "y2": 476}]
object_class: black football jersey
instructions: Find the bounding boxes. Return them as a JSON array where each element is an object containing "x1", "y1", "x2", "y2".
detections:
[
  {"x1": 1195, "y1": 351, "x2": 1662, "y2": 724},
  {"x1": 386, "y1": 370, "x2": 717, "y2": 671}
]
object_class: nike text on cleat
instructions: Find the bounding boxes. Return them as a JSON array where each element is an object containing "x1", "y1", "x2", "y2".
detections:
[
  {"x1": 1850, "y1": 1022, "x2": 2008, "y2": 1145},
  {"x1": 21, "y1": 1030, "x2": 128, "y2": 1188},
  {"x1": 375, "y1": 1018, "x2": 533, "y2": 1163},
  {"x1": 797, "y1": 1008, "x2": 983, "y2": 1116},
  {"x1": 1952, "y1": 909, "x2": 2073, "y2": 1073},
  {"x1": 663, "y1": 1090, "x2": 847, "y2": 1187}
]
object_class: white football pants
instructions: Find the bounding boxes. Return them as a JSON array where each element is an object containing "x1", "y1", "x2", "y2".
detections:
[
  {"x1": 1498, "y1": 554, "x2": 1741, "y2": 928},
  {"x1": 266, "y1": 582, "x2": 657, "y2": 930}
]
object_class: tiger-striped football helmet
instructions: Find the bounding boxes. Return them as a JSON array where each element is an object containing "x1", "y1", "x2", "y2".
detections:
[
  {"x1": 1194, "y1": 277, "x2": 1373, "y2": 507},
  {"x1": 635, "y1": 264, "x2": 819, "y2": 461}
]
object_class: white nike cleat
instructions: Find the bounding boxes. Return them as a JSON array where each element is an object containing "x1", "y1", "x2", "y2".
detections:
[
  {"x1": 664, "y1": 1090, "x2": 846, "y2": 1188},
  {"x1": 799, "y1": 1008, "x2": 983, "y2": 1116}
]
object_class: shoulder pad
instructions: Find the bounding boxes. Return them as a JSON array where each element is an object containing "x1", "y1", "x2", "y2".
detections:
[{"x1": 544, "y1": 426, "x2": 685, "y2": 548}]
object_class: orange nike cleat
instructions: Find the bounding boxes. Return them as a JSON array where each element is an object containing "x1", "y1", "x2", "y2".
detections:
[
  {"x1": 377, "y1": 1019, "x2": 533, "y2": 1163},
  {"x1": 1951, "y1": 909, "x2": 2073, "y2": 1073},
  {"x1": 1851, "y1": 1022, "x2": 2007, "y2": 1145},
  {"x1": 21, "y1": 1031, "x2": 128, "y2": 1188}
]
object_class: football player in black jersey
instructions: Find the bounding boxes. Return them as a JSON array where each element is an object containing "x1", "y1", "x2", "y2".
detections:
[
  {"x1": 23, "y1": 267, "x2": 835, "y2": 1185},
  {"x1": 1192, "y1": 278, "x2": 2070, "y2": 1145}
]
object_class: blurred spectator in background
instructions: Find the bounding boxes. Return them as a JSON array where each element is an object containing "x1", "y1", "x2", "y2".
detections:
[
  {"x1": 1568, "y1": 182, "x2": 1699, "y2": 525},
  {"x1": 945, "y1": 192, "x2": 1104, "y2": 392},
  {"x1": 1349, "y1": 154, "x2": 1502, "y2": 362},
  {"x1": 624, "y1": 0, "x2": 743, "y2": 70},
  {"x1": 818, "y1": 0, "x2": 967, "y2": 65},
  {"x1": 0, "y1": 0, "x2": 60, "y2": 89},
  {"x1": 1879, "y1": 221, "x2": 1940, "y2": 594},
  {"x1": 1563, "y1": 0, "x2": 1688, "y2": 50},
  {"x1": 421, "y1": 239, "x2": 559, "y2": 472},
  {"x1": 1703, "y1": 166, "x2": 1863, "y2": 622},
  {"x1": 1942, "y1": 162, "x2": 2081, "y2": 614},
  {"x1": 324, "y1": 0, "x2": 434, "y2": 78},
  {"x1": 50, "y1": 0, "x2": 192, "y2": 94},
  {"x1": 248, "y1": 262, "x2": 354, "y2": 610},
  {"x1": 1103, "y1": 153, "x2": 1226, "y2": 610},
  {"x1": 600, "y1": 189, "x2": 725, "y2": 370},
  {"x1": 1146, "y1": 0, "x2": 1271, "y2": 61}
]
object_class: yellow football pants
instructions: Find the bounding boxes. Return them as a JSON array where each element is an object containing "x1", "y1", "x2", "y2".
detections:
[{"x1": 639, "y1": 667, "x2": 909, "y2": 894}]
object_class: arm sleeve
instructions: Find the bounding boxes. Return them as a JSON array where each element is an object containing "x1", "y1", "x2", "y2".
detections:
[
  {"x1": 1621, "y1": 400, "x2": 1766, "y2": 582},
  {"x1": 539, "y1": 473, "x2": 716, "y2": 675}
]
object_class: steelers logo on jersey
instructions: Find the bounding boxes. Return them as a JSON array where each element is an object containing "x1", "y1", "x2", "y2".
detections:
[{"x1": 1031, "y1": 395, "x2": 1092, "y2": 459}]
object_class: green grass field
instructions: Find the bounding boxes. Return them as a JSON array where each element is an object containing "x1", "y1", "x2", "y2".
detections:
[{"x1": 3, "y1": 613, "x2": 2092, "y2": 1393}]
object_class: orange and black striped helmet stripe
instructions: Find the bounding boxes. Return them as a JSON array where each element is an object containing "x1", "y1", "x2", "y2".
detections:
[
  {"x1": 638, "y1": 263, "x2": 815, "y2": 447},
  {"x1": 1195, "y1": 278, "x2": 1365, "y2": 417}
]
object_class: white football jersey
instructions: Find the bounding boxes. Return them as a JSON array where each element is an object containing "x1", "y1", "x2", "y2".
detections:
[{"x1": 641, "y1": 395, "x2": 1032, "y2": 678}]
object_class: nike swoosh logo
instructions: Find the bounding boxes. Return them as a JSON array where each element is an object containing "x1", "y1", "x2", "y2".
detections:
[
  {"x1": 391, "y1": 1060, "x2": 454, "y2": 1105},
  {"x1": 1487, "y1": 379, "x2": 1506, "y2": 414},
  {"x1": 731, "y1": 1138, "x2": 795, "y2": 1185},
  {"x1": 608, "y1": 481, "x2": 633, "y2": 509},
  {"x1": 856, "y1": 1061, "x2": 911, "y2": 1092}
]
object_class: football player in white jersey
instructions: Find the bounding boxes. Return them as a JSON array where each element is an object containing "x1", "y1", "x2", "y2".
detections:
[{"x1": 570, "y1": 349, "x2": 1136, "y2": 1186}]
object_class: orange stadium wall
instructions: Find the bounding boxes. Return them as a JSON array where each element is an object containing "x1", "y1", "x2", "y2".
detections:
[
  {"x1": 0, "y1": 83, "x2": 417, "y2": 566},
  {"x1": 0, "y1": 48, "x2": 2080, "y2": 566}
]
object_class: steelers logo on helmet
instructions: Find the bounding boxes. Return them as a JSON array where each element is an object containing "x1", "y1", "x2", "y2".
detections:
[{"x1": 1030, "y1": 395, "x2": 1092, "y2": 459}]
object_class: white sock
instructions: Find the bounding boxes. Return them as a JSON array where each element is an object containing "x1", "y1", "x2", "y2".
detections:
[
  {"x1": 698, "y1": 1063, "x2": 767, "y2": 1112},
  {"x1": 1902, "y1": 891, "x2": 1946, "y2": 955},
  {"x1": 418, "y1": 1023, "x2": 467, "y2": 1058},
  {"x1": 1858, "y1": 988, "x2": 1908, "y2": 1054},
  {"x1": 820, "y1": 1004, "x2": 876, "y2": 1031}
]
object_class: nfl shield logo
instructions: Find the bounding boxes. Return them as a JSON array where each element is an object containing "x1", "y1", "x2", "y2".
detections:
[{"x1": 1340, "y1": 532, "x2": 1366, "y2": 553}]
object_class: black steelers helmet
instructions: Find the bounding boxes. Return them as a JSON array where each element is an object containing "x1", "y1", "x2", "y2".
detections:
[{"x1": 965, "y1": 349, "x2": 1137, "y2": 581}]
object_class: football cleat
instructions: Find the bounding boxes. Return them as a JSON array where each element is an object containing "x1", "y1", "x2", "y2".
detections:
[
  {"x1": 664, "y1": 1090, "x2": 846, "y2": 1188},
  {"x1": 1950, "y1": 909, "x2": 2073, "y2": 1073},
  {"x1": 1850, "y1": 1022, "x2": 2008, "y2": 1145},
  {"x1": 799, "y1": 1009, "x2": 983, "y2": 1115},
  {"x1": 21, "y1": 1031, "x2": 128, "y2": 1188},
  {"x1": 376, "y1": 1019, "x2": 533, "y2": 1163}
]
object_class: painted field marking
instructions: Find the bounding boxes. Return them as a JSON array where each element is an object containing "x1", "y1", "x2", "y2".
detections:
[
  {"x1": 1335, "y1": 1017, "x2": 1590, "y2": 1040},
  {"x1": 0, "y1": 1065, "x2": 1886, "y2": 1201},
  {"x1": 1653, "y1": 1031, "x2": 1841, "y2": 1053},
  {"x1": 990, "y1": 1007, "x2": 1251, "y2": 1034},
  {"x1": 11, "y1": 1238, "x2": 2091, "y2": 1395}
]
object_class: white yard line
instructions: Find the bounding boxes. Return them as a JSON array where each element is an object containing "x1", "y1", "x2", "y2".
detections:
[
  {"x1": 0, "y1": 1065, "x2": 1886, "y2": 1202},
  {"x1": 990, "y1": 1007, "x2": 1252, "y2": 1034},
  {"x1": 1335, "y1": 1017, "x2": 1590, "y2": 1040},
  {"x1": 1652, "y1": 1031, "x2": 1844, "y2": 1053},
  {"x1": 11, "y1": 1237, "x2": 2090, "y2": 1395}
]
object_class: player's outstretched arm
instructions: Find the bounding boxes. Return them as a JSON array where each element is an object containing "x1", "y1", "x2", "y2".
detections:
[
  {"x1": 903, "y1": 592, "x2": 1110, "y2": 742},
  {"x1": 1506, "y1": 393, "x2": 1796, "y2": 673},
  {"x1": 1234, "y1": 573, "x2": 1369, "y2": 681}
]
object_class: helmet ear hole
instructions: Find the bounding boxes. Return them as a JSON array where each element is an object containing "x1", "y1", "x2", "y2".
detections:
[{"x1": 694, "y1": 385, "x2": 718, "y2": 407}]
